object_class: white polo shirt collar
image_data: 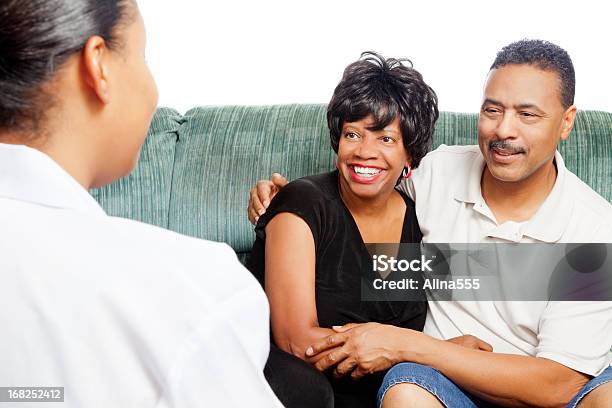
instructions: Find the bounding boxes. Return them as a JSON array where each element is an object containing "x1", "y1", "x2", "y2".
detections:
[
  {"x1": 0, "y1": 143, "x2": 105, "y2": 215},
  {"x1": 452, "y1": 150, "x2": 573, "y2": 243}
]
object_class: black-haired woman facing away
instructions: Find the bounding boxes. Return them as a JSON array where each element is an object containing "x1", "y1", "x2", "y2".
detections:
[
  {"x1": 247, "y1": 52, "x2": 438, "y2": 407},
  {"x1": 0, "y1": 1, "x2": 281, "y2": 406}
]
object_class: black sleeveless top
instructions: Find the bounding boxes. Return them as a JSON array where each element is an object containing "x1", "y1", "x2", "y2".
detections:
[{"x1": 248, "y1": 170, "x2": 426, "y2": 331}]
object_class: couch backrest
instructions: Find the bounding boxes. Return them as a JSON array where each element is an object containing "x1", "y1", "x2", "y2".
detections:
[
  {"x1": 92, "y1": 105, "x2": 612, "y2": 258},
  {"x1": 91, "y1": 107, "x2": 182, "y2": 229}
]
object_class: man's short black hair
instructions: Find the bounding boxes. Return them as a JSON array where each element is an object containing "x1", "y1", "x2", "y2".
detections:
[
  {"x1": 490, "y1": 39, "x2": 575, "y2": 109},
  {"x1": 327, "y1": 52, "x2": 439, "y2": 169}
]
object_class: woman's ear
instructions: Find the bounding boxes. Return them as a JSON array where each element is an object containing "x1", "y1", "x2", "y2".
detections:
[{"x1": 82, "y1": 36, "x2": 111, "y2": 104}]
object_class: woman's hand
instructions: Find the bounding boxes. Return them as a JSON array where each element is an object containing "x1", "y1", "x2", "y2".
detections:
[{"x1": 306, "y1": 322, "x2": 423, "y2": 379}]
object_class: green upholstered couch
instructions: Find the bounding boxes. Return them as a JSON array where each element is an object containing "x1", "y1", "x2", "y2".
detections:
[{"x1": 91, "y1": 105, "x2": 612, "y2": 263}]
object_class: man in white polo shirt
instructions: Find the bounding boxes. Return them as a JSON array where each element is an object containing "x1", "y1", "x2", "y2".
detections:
[{"x1": 249, "y1": 39, "x2": 612, "y2": 407}]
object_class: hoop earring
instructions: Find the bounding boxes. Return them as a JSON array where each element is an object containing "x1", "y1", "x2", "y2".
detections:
[{"x1": 402, "y1": 165, "x2": 412, "y2": 179}]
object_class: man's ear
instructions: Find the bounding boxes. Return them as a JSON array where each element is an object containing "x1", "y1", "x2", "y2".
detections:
[
  {"x1": 560, "y1": 105, "x2": 577, "y2": 141},
  {"x1": 82, "y1": 36, "x2": 111, "y2": 104}
]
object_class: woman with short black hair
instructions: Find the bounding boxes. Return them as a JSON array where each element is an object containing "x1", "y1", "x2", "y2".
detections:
[{"x1": 247, "y1": 52, "x2": 439, "y2": 407}]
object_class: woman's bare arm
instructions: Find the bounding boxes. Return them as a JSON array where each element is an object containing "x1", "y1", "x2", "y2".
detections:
[{"x1": 264, "y1": 212, "x2": 335, "y2": 359}]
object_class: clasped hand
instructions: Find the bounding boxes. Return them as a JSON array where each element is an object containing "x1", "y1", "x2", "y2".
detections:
[
  {"x1": 305, "y1": 322, "x2": 417, "y2": 380},
  {"x1": 305, "y1": 322, "x2": 492, "y2": 380}
]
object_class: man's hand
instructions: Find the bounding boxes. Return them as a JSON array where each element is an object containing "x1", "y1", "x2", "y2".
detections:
[{"x1": 248, "y1": 173, "x2": 288, "y2": 224}]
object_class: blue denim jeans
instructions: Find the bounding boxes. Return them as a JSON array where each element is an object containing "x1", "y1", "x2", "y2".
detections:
[{"x1": 377, "y1": 362, "x2": 612, "y2": 408}]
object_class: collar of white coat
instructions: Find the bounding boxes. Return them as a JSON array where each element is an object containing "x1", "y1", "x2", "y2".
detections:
[
  {"x1": 0, "y1": 143, "x2": 106, "y2": 215},
  {"x1": 453, "y1": 149, "x2": 573, "y2": 243}
]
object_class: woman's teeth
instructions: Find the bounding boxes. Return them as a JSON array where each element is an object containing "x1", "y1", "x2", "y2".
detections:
[{"x1": 354, "y1": 166, "x2": 382, "y2": 176}]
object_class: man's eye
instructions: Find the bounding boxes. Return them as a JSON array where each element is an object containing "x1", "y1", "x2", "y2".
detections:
[
  {"x1": 484, "y1": 107, "x2": 500, "y2": 114},
  {"x1": 345, "y1": 132, "x2": 359, "y2": 139},
  {"x1": 381, "y1": 136, "x2": 394, "y2": 143},
  {"x1": 520, "y1": 112, "x2": 536, "y2": 117}
]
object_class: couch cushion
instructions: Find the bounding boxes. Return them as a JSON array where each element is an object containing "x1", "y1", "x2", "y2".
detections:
[
  {"x1": 431, "y1": 111, "x2": 479, "y2": 147},
  {"x1": 561, "y1": 110, "x2": 612, "y2": 202},
  {"x1": 91, "y1": 108, "x2": 182, "y2": 228},
  {"x1": 168, "y1": 105, "x2": 334, "y2": 253}
]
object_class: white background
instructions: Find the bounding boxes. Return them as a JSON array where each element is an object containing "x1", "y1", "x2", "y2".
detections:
[{"x1": 139, "y1": 0, "x2": 612, "y2": 114}]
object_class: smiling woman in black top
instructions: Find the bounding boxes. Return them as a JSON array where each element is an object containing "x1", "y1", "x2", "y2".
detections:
[{"x1": 248, "y1": 52, "x2": 439, "y2": 408}]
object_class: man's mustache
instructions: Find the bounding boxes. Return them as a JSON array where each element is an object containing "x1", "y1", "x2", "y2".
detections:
[{"x1": 489, "y1": 140, "x2": 526, "y2": 154}]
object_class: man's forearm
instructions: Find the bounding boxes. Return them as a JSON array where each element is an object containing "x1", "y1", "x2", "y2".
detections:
[{"x1": 402, "y1": 333, "x2": 589, "y2": 408}]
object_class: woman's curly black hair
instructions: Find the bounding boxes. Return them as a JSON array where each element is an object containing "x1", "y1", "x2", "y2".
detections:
[{"x1": 327, "y1": 52, "x2": 439, "y2": 169}]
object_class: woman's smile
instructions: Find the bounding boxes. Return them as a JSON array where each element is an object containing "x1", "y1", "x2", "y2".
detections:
[{"x1": 349, "y1": 164, "x2": 385, "y2": 184}]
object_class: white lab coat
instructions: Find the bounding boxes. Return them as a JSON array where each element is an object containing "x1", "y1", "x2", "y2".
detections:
[{"x1": 0, "y1": 143, "x2": 283, "y2": 407}]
